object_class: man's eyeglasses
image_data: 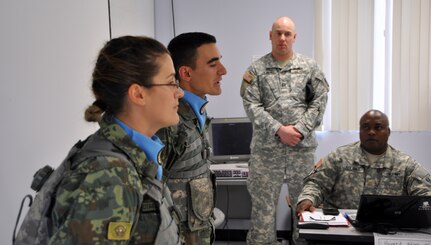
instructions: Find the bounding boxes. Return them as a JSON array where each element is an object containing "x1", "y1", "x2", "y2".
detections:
[{"x1": 146, "y1": 80, "x2": 180, "y2": 90}]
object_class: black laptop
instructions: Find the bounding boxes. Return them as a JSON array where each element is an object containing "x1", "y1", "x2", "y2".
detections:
[{"x1": 350, "y1": 195, "x2": 431, "y2": 233}]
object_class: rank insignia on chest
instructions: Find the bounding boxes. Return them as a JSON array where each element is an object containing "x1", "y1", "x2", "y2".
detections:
[{"x1": 108, "y1": 222, "x2": 132, "y2": 240}]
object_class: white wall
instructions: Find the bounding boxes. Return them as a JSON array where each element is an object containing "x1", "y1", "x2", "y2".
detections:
[
  {"x1": 0, "y1": 1, "x2": 154, "y2": 244},
  {"x1": 155, "y1": 0, "x2": 315, "y2": 118}
]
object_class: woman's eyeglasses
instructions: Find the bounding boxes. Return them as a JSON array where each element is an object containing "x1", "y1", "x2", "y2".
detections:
[{"x1": 146, "y1": 80, "x2": 180, "y2": 90}]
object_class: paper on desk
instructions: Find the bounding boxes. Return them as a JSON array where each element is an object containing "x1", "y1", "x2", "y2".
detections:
[
  {"x1": 300, "y1": 211, "x2": 349, "y2": 226},
  {"x1": 374, "y1": 231, "x2": 431, "y2": 245}
]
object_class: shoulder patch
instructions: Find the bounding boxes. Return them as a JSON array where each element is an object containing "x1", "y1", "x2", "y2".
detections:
[
  {"x1": 108, "y1": 222, "x2": 132, "y2": 240},
  {"x1": 242, "y1": 71, "x2": 254, "y2": 84}
]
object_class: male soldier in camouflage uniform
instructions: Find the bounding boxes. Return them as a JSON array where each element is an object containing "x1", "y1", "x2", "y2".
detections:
[
  {"x1": 240, "y1": 16, "x2": 329, "y2": 244},
  {"x1": 157, "y1": 32, "x2": 227, "y2": 244},
  {"x1": 296, "y1": 109, "x2": 431, "y2": 214}
]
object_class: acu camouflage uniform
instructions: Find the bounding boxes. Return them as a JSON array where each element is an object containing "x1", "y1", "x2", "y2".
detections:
[
  {"x1": 298, "y1": 142, "x2": 431, "y2": 209},
  {"x1": 38, "y1": 115, "x2": 180, "y2": 245},
  {"x1": 157, "y1": 98, "x2": 215, "y2": 245},
  {"x1": 240, "y1": 52, "x2": 329, "y2": 244}
]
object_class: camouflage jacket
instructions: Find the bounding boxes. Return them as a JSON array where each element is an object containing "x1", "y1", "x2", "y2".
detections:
[
  {"x1": 157, "y1": 98, "x2": 215, "y2": 230},
  {"x1": 158, "y1": 98, "x2": 212, "y2": 176},
  {"x1": 297, "y1": 142, "x2": 431, "y2": 209},
  {"x1": 240, "y1": 52, "x2": 329, "y2": 150},
  {"x1": 48, "y1": 115, "x2": 180, "y2": 244}
]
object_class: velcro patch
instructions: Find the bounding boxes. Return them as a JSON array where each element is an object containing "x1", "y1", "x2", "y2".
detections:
[
  {"x1": 108, "y1": 222, "x2": 132, "y2": 240},
  {"x1": 242, "y1": 71, "x2": 254, "y2": 84}
]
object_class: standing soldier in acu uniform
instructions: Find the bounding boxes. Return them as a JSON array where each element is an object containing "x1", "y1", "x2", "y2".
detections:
[
  {"x1": 157, "y1": 32, "x2": 227, "y2": 244},
  {"x1": 240, "y1": 16, "x2": 329, "y2": 244}
]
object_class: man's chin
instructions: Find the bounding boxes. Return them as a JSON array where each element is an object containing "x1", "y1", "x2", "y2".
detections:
[{"x1": 208, "y1": 89, "x2": 222, "y2": 96}]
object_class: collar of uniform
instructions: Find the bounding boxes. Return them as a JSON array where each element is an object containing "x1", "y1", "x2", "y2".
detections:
[
  {"x1": 113, "y1": 117, "x2": 164, "y2": 180},
  {"x1": 98, "y1": 115, "x2": 159, "y2": 179},
  {"x1": 352, "y1": 141, "x2": 370, "y2": 166},
  {"x1": 283, "y1": 53, "x2": 303, "y2": 72},
  {"x1": 182, "y1": 90, "x2": 208, "y2": 133},
  {"x1": 267, "y1": 52, "x2": 301, "y2": 71},
  {"x1": 373, "y1": 146, "x2": 393, "y2": 169},
  {"x1": 355, "y1": 142, "x2": 392, "y2": 169}
]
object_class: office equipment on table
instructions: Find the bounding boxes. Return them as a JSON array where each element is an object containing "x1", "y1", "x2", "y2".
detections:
[
  {"x1": 210, "y1": 163, "x2": 249, "y2": 179},
  {"x1": 300, "y1": 211, "x2": 349, "y2": 226},
  {"x1": 297, "y1": 221, "x2": 329, "y2": 229},
  {"x1": 299, "y1": 209, "x2": 431, "y2": 245},
  {"x1": 352, "y1": 195, "x2": 431, "y2": 233},
  {"x1": 208, "y1": 117, "x2": 252, "y2": 164},
  {"x1": 299, "y1": 209, "x2": 374, "y2": 244},
  {"x1": 322, "y1": 207, "x2": 340, "y2": 215}
]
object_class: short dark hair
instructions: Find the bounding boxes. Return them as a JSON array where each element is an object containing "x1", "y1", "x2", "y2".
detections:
[
  {"x1": 360, "y1": 109, "x2": 389, "y2": 126},
  {"x1": 85, "y1": 36, "x2": 169, "y2": 122},
  {"x1": 167, "y1": 32, "x2": 216, "y2": 76}
]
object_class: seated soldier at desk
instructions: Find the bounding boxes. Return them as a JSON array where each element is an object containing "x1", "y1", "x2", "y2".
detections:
[{"x1": 296, "y1": 109, "x2": 431, "y2": 215}]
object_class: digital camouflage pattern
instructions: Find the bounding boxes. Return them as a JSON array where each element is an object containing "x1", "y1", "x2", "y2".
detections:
[
  {"x1": 157, "y1": 99, "x2": 215, "y2": 245},
  {"x1": 15, "y1": 115, "x2": 181, "y2": 245},
  {"x1": 241, "y1": 52, "x2": 329, "y2": 244},
  {"x1": 298, "y1": 142, "x2": 431, "y2": 209}
]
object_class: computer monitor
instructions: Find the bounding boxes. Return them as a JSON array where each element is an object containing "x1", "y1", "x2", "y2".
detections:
[{"x1": 208, "y1": 117, "x2": 253, "y2": 163}]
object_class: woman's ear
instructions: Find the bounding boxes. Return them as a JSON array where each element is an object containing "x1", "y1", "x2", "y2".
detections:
[{"x1": 128, "y1": 83, "x2": 146, "y2": 106}]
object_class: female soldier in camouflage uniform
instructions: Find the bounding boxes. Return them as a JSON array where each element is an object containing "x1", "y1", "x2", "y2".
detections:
[{"x1": 46, "y1": 36, "x2": 184, "y2": 244}]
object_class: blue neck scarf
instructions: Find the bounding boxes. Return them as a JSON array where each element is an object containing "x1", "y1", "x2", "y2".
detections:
[
  {"x1": 182, "y1": 90, "x2": 208, "y2": 133},
  {"x1": 114, "y1": 117, "x2": 164, "y2": 180}
]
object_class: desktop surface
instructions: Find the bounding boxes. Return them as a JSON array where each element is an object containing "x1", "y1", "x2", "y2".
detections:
[{"x1": 298, "y1": 209, "x2": 431, "y2": 245}]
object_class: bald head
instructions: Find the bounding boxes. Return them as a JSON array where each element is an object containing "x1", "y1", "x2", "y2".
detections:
[
  {"x1": 272, "y1": 16, "x2": 296, "y2": 32},
  {"x1": 270, "y1": 16, "x2": 297, "y2": 60},
  {"x1": 359, "y1": 109, "x2": 391, "y2": 155},
  {"x1": 360, "y1": 110, "x2": 389, "y2": 125}
]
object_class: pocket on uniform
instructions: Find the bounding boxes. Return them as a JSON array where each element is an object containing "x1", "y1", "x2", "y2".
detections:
[{"x1": 187, "y1": 177, "x2": 214, "y2": 230}]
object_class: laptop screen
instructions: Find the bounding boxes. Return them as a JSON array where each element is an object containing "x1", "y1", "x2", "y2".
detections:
[{"x1": 355, "y1": 195, "x2": 431, "y2": 230}]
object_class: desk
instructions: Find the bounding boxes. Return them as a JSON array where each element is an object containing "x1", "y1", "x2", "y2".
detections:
[
  {"x1": 298, "y1": 210, "x2": 431, "y2": 245},
  {"x1": 299, "y1": 226, "x2": 373, "y2": 244},
  {"x1": 299, "y1": 209, "x2": 372, "y2": 244}
]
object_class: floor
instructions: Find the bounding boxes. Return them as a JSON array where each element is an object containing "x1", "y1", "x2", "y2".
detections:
[{"x1": 214, "y1": 229, "x2": 291, "y2": 245}]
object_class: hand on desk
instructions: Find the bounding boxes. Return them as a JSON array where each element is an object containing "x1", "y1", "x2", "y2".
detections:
[{"x1": 296, "y1": 199, "x2": 316, "y2": 216}]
